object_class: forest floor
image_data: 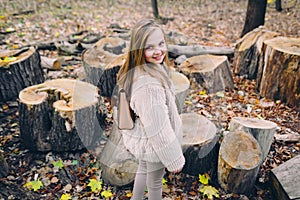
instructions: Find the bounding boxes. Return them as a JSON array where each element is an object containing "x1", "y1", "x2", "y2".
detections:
[{"x1": 0, "y1": 0, "x2": 300, "y2": 199}]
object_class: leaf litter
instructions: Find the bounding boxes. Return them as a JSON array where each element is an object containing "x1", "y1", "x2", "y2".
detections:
[{"x1": 0, "y1": 0, "x2": 299, "y2": 199}]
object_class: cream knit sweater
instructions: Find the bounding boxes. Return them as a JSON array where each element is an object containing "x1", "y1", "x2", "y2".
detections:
[{"x1": 121, "y1": 70, "x2": 185, "y2": 172}]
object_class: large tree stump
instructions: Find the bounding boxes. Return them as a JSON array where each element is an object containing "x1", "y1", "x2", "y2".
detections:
[
  {"x1": 82, "y1": 37, "x2": 127, "y2": 97},
  {"x1": 0, "y1": 151, "x2": 9, "y2": 178},
  {"x1": 230, "y1": 117, "x2": 277, "y2": 161},
  {"x1": 218, "y1": 130, "x2": 262, "y2": 194},
  {"x1": 99, "y1": 108, "x2": 138, "y2": 187},
  {"x1": 258, "y1": 36, "x2": 300, "y2": 109},
  {"x1": 170, "y1": 71, "x2": 190, "y2": 113},
  {"x1": 269, "y1": 155, "x2": 300, "y2": 200},
  {"x1": 179, "y1": 54, "x2": 234, "y2": 93},
  {"x1": 0, "y1": 47, "x2": 45, "y2": 102},
  {"x1": 233, "y1": 26, "x2": 279, "y2": 79},
  {"x1": 181, "y1": 112, "x2": 219, "y2": 180},
  {"x1": 18, "y1": 78, "x2": 104, "y2": 152}
]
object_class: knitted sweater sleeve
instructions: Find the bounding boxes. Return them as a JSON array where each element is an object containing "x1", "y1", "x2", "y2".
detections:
[{"x1": 130, "y1": 82, "x2": 185, "y2": 172}]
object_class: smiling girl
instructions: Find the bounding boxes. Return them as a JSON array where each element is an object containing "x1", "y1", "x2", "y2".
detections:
[{"x1": 116, "y1": 18, "x2": 185, "y2": 200}]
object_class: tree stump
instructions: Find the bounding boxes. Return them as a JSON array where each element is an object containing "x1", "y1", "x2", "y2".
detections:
[
  {"x1": 0, "y1": 47, "x2": 45, "y2": 102},
  {"x1": 18, "y1": 78, "x2": 104, "y2": 152},
  {"x1": 258, "y1": 36, "x2": 300, "y2": 109},
  {"x1": 230, "y1": 117, "x2": 277, "y2": 161},
  {"x1": 218, "y1": 130, "x2": 262, "y2": 194},
  {"x1": 99, "y1": 107, "x2": 138, "y2": 187},
  {"x1": 233, "y1": 26, "x2": 279, "y2": 79},
  {"x1": 179, "y1": 54, "x2": 234, "y2": 93},
  {"x1": 269, "y1": 155, "x2": 300, "y2": 200},
  {"x1": 181, "y1": 112, "x2": 219, "y2": 180},
  {"x1": 0, "y1": 151, "x2": 9, "y2": 178},
  {"x1": 82, "y1": 37, "x2": 127, "y2": 97},
  {"x1": 170, "y1": 71, "x2": 190, "y2": 113}
]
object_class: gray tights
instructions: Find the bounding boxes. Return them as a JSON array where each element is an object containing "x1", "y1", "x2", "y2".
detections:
[{"x1": 131, "y1": 160, "x2": 165, "y2": 200}]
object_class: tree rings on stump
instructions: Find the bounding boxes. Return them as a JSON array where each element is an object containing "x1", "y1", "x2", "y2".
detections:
[{"x1": 18, "y1": 78, "x2": 104, "y2": 152}]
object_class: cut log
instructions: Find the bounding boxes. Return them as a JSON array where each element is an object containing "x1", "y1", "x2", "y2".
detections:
[
  {"x1": 18, "y1": 78, "x2": 105, "y2": 152},
  {"x1": 230, "y1": 117, "x2": 277, "y2": 161},
  {"x1": 0, "y1": 180, "x2": 40, "y2": 200},
  {"x1": 233, "y1": 26, "x2": 279, "y2": 79},
  {"x1": 179, "y1": 54, "x2": 234, "y2": 93},
  {"x1": 0, "y1": 47, "x2": 45, "y2": 102},
  {"x1": 168, "y1": 44, "x2": 234, "y2": 58},
  {"x1": 100, "y1": 108, "x2": 138, "y2": 187},
  {"x1": 0, "y1": 151, "x2": 9, "y2": 178},
  {"x1": 82, "y1": 37, "x2": 127, "y2": 97},
  {"x1": 269, "y1": 155, "x2": 300, "y2": 200},
  {"x1": 258, "y1": 36, "x2": 300, "y2": 109},
  {"x1": 170, "y1": 71, "x2": 190, "y2": 113},
  {"x1": 181, "y1": 112, "x2": 219, "y2": 180},
  {"x1": 41, "y1": 56, "x2": 62, "y2": 70},
  {"x1": 218, "y1": 130, "x2": 262, "y2": 194}
]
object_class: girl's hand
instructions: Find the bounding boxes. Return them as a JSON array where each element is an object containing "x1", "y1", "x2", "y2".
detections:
[{"x1": 171, "y1": 167, "x2": 183, "y2": 174}]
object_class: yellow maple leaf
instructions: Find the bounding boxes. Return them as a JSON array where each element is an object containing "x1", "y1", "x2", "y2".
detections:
[
  {"x1": 199, "y1": 185, "x2": 219, "y2": 200},
  {"x1": 24, "y1": 180, "x2": 43, "y2": 192},
  {"x1": 60, "y1": 193, "x2": 72, "y2": 200},
  {"x1": 198, "y1": 173, "x2": 209, "y2": 185},
  {"x1": 87, "y1": 179, "x2": 102, "y2": 192},
  {"x1": 126, "y1": 192, "x2": 133, "y2": 197},
  {"x1": 101, "y1": 190, "x2": 113, "y2": 198}
]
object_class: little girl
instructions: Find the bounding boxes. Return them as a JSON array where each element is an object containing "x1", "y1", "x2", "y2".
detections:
[{"x1": 117, "y1": 18, "x2": 185, "y2": 200}]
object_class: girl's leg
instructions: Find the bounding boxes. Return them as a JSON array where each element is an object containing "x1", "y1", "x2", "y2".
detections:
[
  {"x1": 131, "y1": 160, "x2": 147, "y2": 200},
  {"x1": 146, "y1": 162, "x2": 165, "y2": 200}
]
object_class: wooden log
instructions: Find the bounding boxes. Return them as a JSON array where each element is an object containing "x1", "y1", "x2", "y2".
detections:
[
  {"x1": 230, "y1": 117, "x2": 277, "y2": 161},
  {"x1": 0, "y1": 180, "x2": 40, "y2": 200},
  {"x1": 0, "y1": 47, "x2": 45, "y2": 102},
  {"x1": 179, "y1": 54, "x2": 234, "y2": 93},
  {"x1": 269, "y1": 155, "x2": 300, "y2": 200},
  {"x1": 218, "y1": 130, "x2": 262, "y2": 194},
  {"x1": 99, "y1": 108, "x2": 138, "y2": 187},
  {"x1": 181, "y1": 112, "x2": 219, "y2": 180},
  {"x1": 170, "y1": 71, "x2": 190, "y2": 114},
  {"x1": 258, "y1": 36, "x2": 300, "y2": 109},
  {"x1": 40, "y1": 56, "x2": 62, "y2": 70},
  {"x1": 82, "y1": 37, "x2": 127, "y2": 96},
  {"x1": 168, "y1": 44, "x2": 235, "y2": 58},
  {"x1": 0, "y1": 151, "x2": 9, "y2": 178},
  {"x1": 233, "y1": 26, "x2": 279, "y2": 79},
  {"x1": 18, "y1": 78, "x2": 105, "y2": 152}
]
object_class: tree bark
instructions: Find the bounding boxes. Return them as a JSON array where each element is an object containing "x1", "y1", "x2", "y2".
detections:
[
  {"x1": 151, "y1": 0, "x2": 160, "y2": 18},
  {"x1": 241, "y1": 0, "x2": 267, "y2": 37},
  {"x1": 234, "y1": 26, "x2": 279, "y2": 79},
  {"x1": 179, "y1": 54, "x2": 234, "y2": 93},
  {"x1": 18, "y1": 78, "x2": 105, "y2": 152},
  {"x1": 218, "y1": 130, "x2": 262, "y2": 194},
  {"x1": 0, "y1": 151, "x2": 9, "y2": 178},
  {"x1": 0, "y1": 47, "x2": 45, "y2": 102},
  {"x1": 275, "y1": 0, "x2": 282, "y2": 11},
  {"x1": 230, "y1": 117, "x2": 277, "y2": 161},
  {"x1": 181, "y1": 113, "x2": 219, "y2": 181},
  {"x1": 258, "y1": 36, "x2": 300, "y2": 109},
  {"x1": 269, "y1": 155, "x2": 300, "y2": 200}
]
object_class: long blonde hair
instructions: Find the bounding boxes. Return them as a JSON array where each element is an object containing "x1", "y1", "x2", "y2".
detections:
[{"x1": 117, "y1": 18, "x2": 172, "y2": 99}]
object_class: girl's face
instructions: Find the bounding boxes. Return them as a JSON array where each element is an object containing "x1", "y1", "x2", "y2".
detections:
[{"x1": 144, "y1": 28, "x2": 167, "y2": 64}]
